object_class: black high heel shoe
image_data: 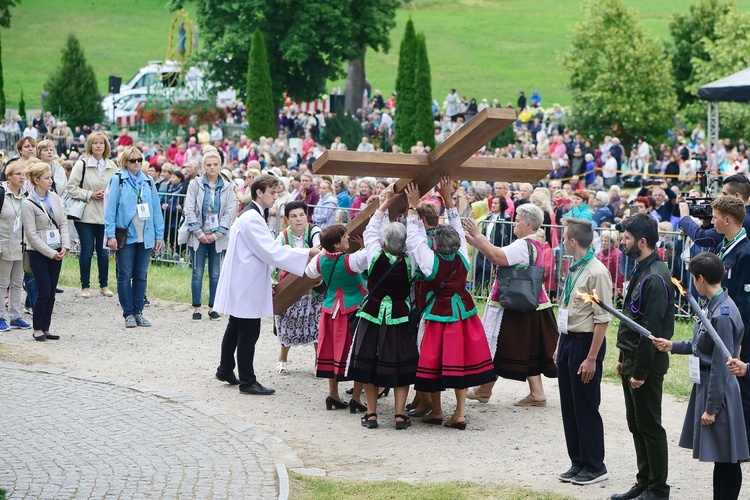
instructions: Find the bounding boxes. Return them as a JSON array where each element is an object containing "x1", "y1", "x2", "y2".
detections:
[
  {"x1": 378, "y1": 387, "x2": 390, "y2": 399},
  {"x1": 325, "y1": 396, "x2": 349, "y2": 410},
  {"x1": 349, "y1": 399, "x2": 367, "y2": 413}
]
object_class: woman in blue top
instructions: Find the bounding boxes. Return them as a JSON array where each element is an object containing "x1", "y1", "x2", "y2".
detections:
[
  {"x1": 183, "y1": 146, "x2": 236, "y2": 321},
  {"x1": 105, "y1": 146, "x2": 165, "y2": 328}
]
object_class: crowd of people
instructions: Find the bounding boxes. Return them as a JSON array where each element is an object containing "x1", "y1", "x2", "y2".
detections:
[{"x1": 5, "y1": 92, "x2": 750, "y2": 499}]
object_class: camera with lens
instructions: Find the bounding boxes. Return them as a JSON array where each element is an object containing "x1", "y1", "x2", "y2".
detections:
[{"x1": 684, "y1": 196, "x2": 714, "y2": 219}]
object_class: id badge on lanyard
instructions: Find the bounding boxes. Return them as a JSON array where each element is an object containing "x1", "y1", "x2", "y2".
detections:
[
  {"x1": 46, "y1": 228, "x2": 61, "y2": 249},
  {"x1": 208, "y1": 213, "x2": 219, "y2": 231},
  {"x1": 558, "y1": 308, "x2": 569, "y2": 334},
  {"x1": 137, "y1": 203, "x2": 151, "y2": 220},
  {"x1": 13, "y1": 217, "x2": 20, "y2": 234},
  {"x1": 688, "y1": 356, "x2": 701, "y2": 384}
]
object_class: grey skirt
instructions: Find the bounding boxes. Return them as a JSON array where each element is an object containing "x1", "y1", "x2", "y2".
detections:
[{"x1": 679, "y1": 367, "x2": 749, "y2": 463}]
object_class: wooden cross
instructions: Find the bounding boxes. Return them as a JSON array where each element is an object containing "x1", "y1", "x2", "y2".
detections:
[{"x1": 272, "y1": 107, "x2": 550, "y2": 313}]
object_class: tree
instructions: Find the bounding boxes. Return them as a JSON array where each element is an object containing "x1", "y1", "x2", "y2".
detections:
[
  {"x1": 394, "y1": 18, "x2": 418, "y2": 150},
  {"x1": 343, "y1": 0, "x2": 400, "y2": 114},
  {"x1": 669, "y1": 0, "x2": 732, "y2": 108},
  {"x1": 321, "y1": 111, "x2": 363, "y2": 151},
  {"x1": 17, "y1": 89, "x2": 24, "y2": 121},
  {"x1": 245, "y1": 30, "x2": 276, "y2": 140},
  {"x1": 560, "y1": 0, "x2": 677, "y2": 146},
  {"x1": 687, "y1": 8, "x2": 750, "y2": 141},
  {"x1": 44, "y1": 35, "x2": 103, "y2": 127},
  {"x1": 169, "y1": 0, "x2": 400, "y2": 107},
  {"x1": 412, "y1": 33, "x2": 435, "y2": 150},
  {"x1": 0, "y1": 31, "x2": 5, "y2": 120},
  {"x1": 0, "y1": 0, "x2": 21, "y2": 121}
]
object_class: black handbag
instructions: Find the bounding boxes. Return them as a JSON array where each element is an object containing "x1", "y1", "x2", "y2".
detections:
[
  {"x1": 407, "y1": 260, "x2": 457, "y2": 340},
  {"x1": 494, "y1": 239, "x2": 544, "y2": 311},
  {"x1": 349, "y1": 256, "x2": 404, "y2": 335}
]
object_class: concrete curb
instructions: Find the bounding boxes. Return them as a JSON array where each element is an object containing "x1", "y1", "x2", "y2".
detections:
[{"x1": 0, "y1": 360, "x2": 305, "y2": 500}]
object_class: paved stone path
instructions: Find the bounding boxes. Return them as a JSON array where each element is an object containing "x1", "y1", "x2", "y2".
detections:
[{"x1": 0, "y1": 364, "x2": 283, "y2": 499}]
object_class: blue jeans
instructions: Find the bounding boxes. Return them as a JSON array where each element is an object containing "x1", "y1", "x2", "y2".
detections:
[
  {"x1": 23, "y1": 272, "x2": 37, "y2": 308},
  {"x1": 115, "y1": 242, "x2": 151, "y2": 317},
  {"x1": 189, "y1": 243, "x2": 223, "y2": 308},
  {"x1": 74, "y1": 221, "x2": 109, "y2": 289}
]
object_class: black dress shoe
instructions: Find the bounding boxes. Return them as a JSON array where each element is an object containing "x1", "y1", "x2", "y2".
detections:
[
  {"x1": 239, "y1": 381, "x2": 275, "y2": 395},
  {"x1": 55, "y1": 287, "x2": 64, "y2": 293},
  {"x1": 215, "y1": 371, "x2": 240, "y2": 385},
  {"x1": 610, "y1": 483, "x2": 648, "y2": 500}
]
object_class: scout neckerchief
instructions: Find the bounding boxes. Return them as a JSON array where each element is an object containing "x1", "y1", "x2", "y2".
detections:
[
  {"x1": 562, "y1": 247, "x2": 594, "y2": 307},
  {"x1": 718, "y1": 228, "x2": 747, "y2": 259}
]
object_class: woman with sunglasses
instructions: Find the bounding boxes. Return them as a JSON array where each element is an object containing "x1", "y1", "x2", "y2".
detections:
[{"x1": 105, "y1": 147, "x2": 165, "y2": 328}]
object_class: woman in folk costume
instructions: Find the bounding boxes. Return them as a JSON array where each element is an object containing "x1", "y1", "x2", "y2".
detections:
[
  {"x1": 305, "y1": 224, "x2": 368, "y2": 413},
  {"x1": 347, "y1": 184, "x2": 420, "y2": 430},
  {"x1": 462, "y1": 203, "x2": 558, "y2": 407},
  {"x1": 273, "y1": 201, "x2": 323, "y2": 376},
  {"x1": 406, "y1": 201, "x2": 440, "y2": 417},
  {"x1": 405, "y1": 177, "x2": 496, "y2": 430}
]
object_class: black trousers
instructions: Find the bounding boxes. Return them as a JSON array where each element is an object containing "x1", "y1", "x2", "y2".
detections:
[
  {"x1": 557, "y1": 332, "x2": 606, "y2": 472},
  {"x1": 217, "y1": 316, "x2": 261, "y2": 388},
  {"x1": 27, "y1": 250, "x2": 62, "y2": 332},
  {"x1": 621, "y1": 356, "x2": 669, "y2": 498}
]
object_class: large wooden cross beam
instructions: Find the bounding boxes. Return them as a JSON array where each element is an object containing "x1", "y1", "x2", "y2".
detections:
[{"x1": 272, "y1": 107, "x2": 550, "y2": 314}]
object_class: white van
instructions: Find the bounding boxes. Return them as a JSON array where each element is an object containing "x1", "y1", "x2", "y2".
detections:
[{"x1": 102, "y1": 61, "x2": 235, "y2": 123}]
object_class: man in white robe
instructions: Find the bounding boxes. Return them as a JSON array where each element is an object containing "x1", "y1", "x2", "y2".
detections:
[{"x1": 214, "y1": 174, "x2": 319, "y2": 395}]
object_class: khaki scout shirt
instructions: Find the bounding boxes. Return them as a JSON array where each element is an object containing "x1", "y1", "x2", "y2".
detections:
[{"x1": 560, "y1": 257, "x2": 612, "y2": 333}]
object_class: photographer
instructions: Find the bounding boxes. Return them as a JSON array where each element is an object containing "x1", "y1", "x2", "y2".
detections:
[{"x1": 678, "y1": 174, "x2": 750, "y2": 248}]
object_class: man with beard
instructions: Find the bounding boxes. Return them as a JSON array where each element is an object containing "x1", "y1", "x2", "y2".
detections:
[{"x1": 611, "y1": 214, "x2": 674, "y2": 500}]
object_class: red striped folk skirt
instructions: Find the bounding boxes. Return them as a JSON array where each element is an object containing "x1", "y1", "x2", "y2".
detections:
[
  {"x1": 415, "y1": 315, "x2": 497, "y2": 392},
  {"x1": 316, "y1": 310, "x2": 353, "y2": 381}
]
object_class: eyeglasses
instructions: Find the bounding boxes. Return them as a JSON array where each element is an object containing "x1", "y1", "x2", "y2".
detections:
[{"x1": 127, "y1": 158, "x2": 143, "y2": 164}]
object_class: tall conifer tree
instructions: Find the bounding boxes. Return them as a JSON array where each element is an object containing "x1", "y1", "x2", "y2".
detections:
[
  {"x1": 44, "y1": 35, "x2": 102, "y2": 127},
  {"x1": 246, "y1": 29, "x2": 276, "y2": 140},
  {"x1": 412, "y1": 33, "x2": 435, "y2": 150},
  {"x1": 394, "y1": 18, "x2": 417, "y2": 150}
]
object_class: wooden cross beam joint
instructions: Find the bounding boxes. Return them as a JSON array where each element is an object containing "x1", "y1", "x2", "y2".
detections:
[{"x1": 272, "y1": 107, "x2": 549, "y2": 314}]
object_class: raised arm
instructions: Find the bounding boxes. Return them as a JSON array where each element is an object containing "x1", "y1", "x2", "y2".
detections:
[
  {"x1": 461, "y1": 217, "x2": 510, "y2": 267},
  {"x1": 405, "y1": 182, "x2": 436, "y2": 277}
]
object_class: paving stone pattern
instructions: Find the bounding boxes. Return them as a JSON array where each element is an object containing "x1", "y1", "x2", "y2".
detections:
[{"x1": 0, "y1": 366, "x2": 278, "y2": 499}]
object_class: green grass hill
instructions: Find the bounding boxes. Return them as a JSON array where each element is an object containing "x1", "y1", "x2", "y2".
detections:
[{"x1": 4, "y1": 0, "x2": 750, "y2": 111}]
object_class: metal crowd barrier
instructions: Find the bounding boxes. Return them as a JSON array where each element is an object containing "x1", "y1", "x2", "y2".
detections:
[{"x1": 468, "y1": 219, "x2": 699, "y2": 319}]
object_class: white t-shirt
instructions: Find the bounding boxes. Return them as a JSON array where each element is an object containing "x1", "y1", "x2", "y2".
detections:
[{"x1": 503, "y1": 237, "x2": 534, "y2": 267}]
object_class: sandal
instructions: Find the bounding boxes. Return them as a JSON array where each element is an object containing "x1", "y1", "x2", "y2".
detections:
[
  {"x1": 275, "y1": 361, "x2": 289, "y2": 376},
  {"x1": 444, "y1": 414, "x2": 467, "y2": 430},
  {"x1": 407, "y1": 403, "x2": 433, "y2": 418},
  {"x1": 378, "y1": 387, "x2": 390, "y2": 399},
  {"x1": 466, "y1": 387, "x2": 490, "y2": 404},
  {"x1": 395, "y1": 414, "x2": 411, "y2": 430},
  {"x1": 361, "y1": 412, "x2": 378, "y2": 429},
  {"x1": 421, "y1": 410, "x2": 443, "y2": 425},
  {"x1": 514, "y1": 395, "x2": 546, "y2": 407}
]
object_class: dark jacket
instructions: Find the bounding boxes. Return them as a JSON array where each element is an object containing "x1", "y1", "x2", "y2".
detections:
[
  {"x1": 711, "y1": 236, "x2": 750, "y2": 358},
  {"x1": 617, "y1": 252, "x2": 675, "y2": 379},
  {"x1": 678, "y1": 205, "x2": 750, "y2": 249}
]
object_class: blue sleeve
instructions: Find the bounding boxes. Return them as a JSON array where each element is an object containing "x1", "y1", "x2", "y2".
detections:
[
  {"x1": 151, "y1": 181, "x2": 165, "y2": 240},
  {"x1": 104, "y1": 175, "x2": 121, "y2": 238},
  {"x1": 677, "y1": 216, "x2": 722, "y2": 249}
]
